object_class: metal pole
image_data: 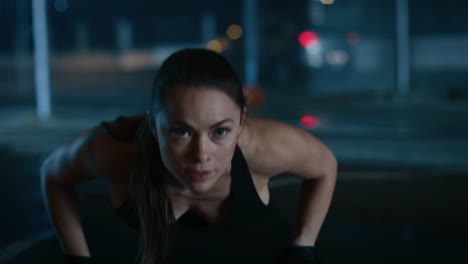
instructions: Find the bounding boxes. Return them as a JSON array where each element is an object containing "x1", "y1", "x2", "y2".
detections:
[
  {"x1": 243, "y1": 0, "x2": 258, "y2": 85},
  {"x1": 16, "y1": 0, "x2": 29, "y2": 97},
  {"x1": 201, "y1": 12, "x2": 216, "y2": 44},
  {"x1": 75, "y1": 20, "x2": 90, "y2": 52},
  {"x1": 32, "y1": 0, "x2": 51, "y2": 120},
  {"x1": 396, "y1": 0, "x2": 410, "y2": 97},
  {"x1": 116, "y1": 19, "x2": 133, "y2": 54}
]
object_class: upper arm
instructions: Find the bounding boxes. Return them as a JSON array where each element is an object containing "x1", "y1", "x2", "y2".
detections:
[
  {"x1": 41, "y1": 124, "x2": 137, "y2": 185},
  {"x1": 242, "y1": 116, "x2": 337, "y2": 180},
  {"x1": 41, "y1": 126, "x2": 104, "y2": 185},
  {"x1": 282, "y1": 126, "x2": 337, "y2": 180}
]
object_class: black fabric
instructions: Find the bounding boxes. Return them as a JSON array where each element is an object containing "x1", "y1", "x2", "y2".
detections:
[
  {"x1": 114, "y1": 197, "x2": 139, "y2": 229},
  {"x1": 101, "y1": 115, "x2": 142, "y2": 228},
  {"x1": 282, "y1": 245, "x2": 320, "y2": 264},
  {"x1": 63, "y1": 255, "x2": 95, "y2": 264},
  {"x1": 165, "y1": 145, "x2": 292, "y2": 264},
  {"x1": 100, "y1": 115, "x2": 142, "y2": 142},
  {"x1": 101, "y1": 116, "x2": 294, "y2": 264}
]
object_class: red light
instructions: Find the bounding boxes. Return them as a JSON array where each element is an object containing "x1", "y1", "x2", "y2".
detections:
[
  {"x1": 298, "y1": 31, "x2": 319, "y2": 48},
  {"x1": 346, "y1": 32, "x2": 360, "y2": 45},
  {"x1": 300, "y1": 115, "x2": 319, "y2": 129}
]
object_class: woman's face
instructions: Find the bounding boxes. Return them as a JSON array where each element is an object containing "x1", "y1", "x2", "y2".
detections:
[{"x1": 154, "y1": 86, "x2": 245, "y2": 195}]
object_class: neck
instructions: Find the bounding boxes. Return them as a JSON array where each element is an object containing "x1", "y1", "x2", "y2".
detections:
[{"x1": 166, "y1": 170, "x2": 231, "y2": 202}]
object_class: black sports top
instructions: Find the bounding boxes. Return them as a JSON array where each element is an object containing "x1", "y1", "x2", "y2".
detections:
[{"x1": 100, "y1": 115, "x2": 293, "y2": 263}]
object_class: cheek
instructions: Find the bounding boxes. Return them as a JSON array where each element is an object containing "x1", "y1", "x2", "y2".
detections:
[
  {"x1": 214, "y1": 141, "x2": 237, "y2": 168},
  {"x1": 158, "y1": 140, "x2": 185, "y2": 173},
  {"x1": 158, "y1": 145, "x2": 174, "y2": 170},
  {"x1": 165, "y1": 143, "x2": 186, "y2": 165},
  {"x1": 228, "y1": 140, "x2": 237, "y2": 154}
]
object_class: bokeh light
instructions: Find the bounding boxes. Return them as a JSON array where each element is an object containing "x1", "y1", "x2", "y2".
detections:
[
  {"x1": 298, "y1": 31, "x2": 319, "y2": 48},
  {"x1": 326, "y1": 50, "x2": 349, "y2": 66},
  {"x1": 300, "y1": 115, "x2": 319, "y2": 129},
  {"x1": 226, "y1": 24, "x2": 243, "y2": 40},
  {"x1": 320, "y1": 0, "x2": 335, "y2": 5},
  {"x1": 346, "y1": 32, "x2": 360, "y2": 45},
  {"x1": 218, "y1": 37, "x2": 230, "y2": 50},
  {"x1": 206, "y1": 39, "x2": 223, "y2": 53}
]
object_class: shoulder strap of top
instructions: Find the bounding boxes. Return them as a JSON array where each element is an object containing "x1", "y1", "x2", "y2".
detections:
[
  {"x1": 223, "y1": 145, "x2": 268, "y2": 229},
  {"x1": 114, "y1": 199, "x2": 140, "y2": 229},
  {"x1": 100, "y1": 115, "x2": 144, "y2": 142}
]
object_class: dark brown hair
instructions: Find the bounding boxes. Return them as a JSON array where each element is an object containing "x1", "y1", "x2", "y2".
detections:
[{"x1": 130, "y1": 48, "x2": 245, "y2": 264}]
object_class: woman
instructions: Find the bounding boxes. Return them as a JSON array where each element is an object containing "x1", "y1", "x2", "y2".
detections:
[{"x1": 41, "y1": 48, "x2": 337, "y2": 264}]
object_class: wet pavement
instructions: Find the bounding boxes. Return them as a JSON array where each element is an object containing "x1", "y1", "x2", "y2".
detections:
[
  {"x1": 1, "y1": 150, "x2": 467, "y2": 263},
  {"x1": 1, "y1": 97, "x2": 468, "y2": 263}
]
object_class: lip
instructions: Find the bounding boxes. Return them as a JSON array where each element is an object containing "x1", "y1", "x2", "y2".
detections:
[{"x1": 186, "y1": 170, "x2": 212, "y2": 181}]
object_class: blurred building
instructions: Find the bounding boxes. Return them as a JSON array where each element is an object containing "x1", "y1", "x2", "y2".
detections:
[{"x1": 1, "y1": 0, "x2": 468, "y2": 106}]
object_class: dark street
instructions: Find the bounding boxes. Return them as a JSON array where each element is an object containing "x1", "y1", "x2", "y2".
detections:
[
  {"x1": 1, "y1": 0, "x2": 468, "y2": 263},
  {"x1": 1, "y1": 99, "x2": 468, "y2": 263}
]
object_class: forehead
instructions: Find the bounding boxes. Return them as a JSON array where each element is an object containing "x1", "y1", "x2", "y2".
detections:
[{"x1": 161, "y1": 86, "x2": 241, "y2": 125}]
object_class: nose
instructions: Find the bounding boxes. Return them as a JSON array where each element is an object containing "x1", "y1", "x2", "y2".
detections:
[{"x1": 191, "y1": 134, "x2": 210, "y2": 162}]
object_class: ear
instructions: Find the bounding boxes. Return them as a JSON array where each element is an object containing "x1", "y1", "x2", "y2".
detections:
[
  {"x1": 239, "y1": 106, "x2": 247, "y2": 137},
  {"x1": 241, "y1": 106, "x2": 247, "y2": 125}
]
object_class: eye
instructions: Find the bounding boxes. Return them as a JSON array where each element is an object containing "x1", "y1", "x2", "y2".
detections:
[
  {"x1": 213, "y1": 127, "x2": 231, "y2": 138},
  {"x1": 169, "y1": 127, "x2": 191, "y2": 138}
]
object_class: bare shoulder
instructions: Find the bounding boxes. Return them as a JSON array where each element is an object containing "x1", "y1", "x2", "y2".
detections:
[
  {"x1": 238, "y1": 115, "x2": 336, "y2": 180},
  {"x1": 42, "y1": 115, "x2": 142, "y2": 185}
]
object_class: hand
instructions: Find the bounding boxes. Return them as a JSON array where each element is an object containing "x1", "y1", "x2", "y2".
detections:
[
  {"x1": 282, "y1": 245, "x2": 320, "y2": 264},
  {"x1": 63, "y1": 254, "x2": 95, "y2": 264}
]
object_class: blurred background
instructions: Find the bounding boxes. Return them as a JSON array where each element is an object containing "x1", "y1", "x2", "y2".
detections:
[{"x1": 1, "y1": 0, "x2": 467, "y2": 263}]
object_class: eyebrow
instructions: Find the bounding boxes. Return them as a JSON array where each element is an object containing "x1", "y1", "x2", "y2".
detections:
[{"x1": 170, "y1": 118, "x2": 234, "y2": 129}]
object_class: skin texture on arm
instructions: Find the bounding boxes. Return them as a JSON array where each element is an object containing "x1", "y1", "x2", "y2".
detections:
[
  {"x1": 40, "y1": 124, "x2": 137, "y2": 256},
  {"x1": 240, "y1": 116, "x2": 337, "y2": 246}
]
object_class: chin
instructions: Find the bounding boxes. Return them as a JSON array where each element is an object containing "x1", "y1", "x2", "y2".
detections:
[
  {"x1": 186, "y1": 175, "x2": 220, "y2": 194},
  {"x1": 187, "y1": 182, "x2": 214, "y2": 195}
]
